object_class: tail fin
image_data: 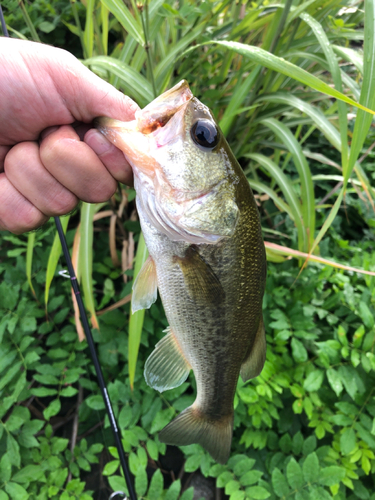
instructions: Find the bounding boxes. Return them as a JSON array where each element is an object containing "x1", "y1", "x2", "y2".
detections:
[{"x1": 159, "y1": 406, "x2": 233, "y2": 464}]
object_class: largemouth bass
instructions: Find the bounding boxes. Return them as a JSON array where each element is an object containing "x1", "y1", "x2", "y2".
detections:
[{"x1": 96, "y1": 81, "x2": 267, "y2": 464}]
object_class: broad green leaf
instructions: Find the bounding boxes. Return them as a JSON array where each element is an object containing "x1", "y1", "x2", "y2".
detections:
[
  {"x1": 225, "y1": 480, "x2": 240, "y2": 495},
  {"x1": 12, "y1": 464, "x2": 45, "y2": 483},
  {"x1": 272, "y1": 468, "x2": 290, "y2": 497},
  {"x1": 5, "y1": 482, "x2": 28, "y2": 500},
  {"x1": 101, "y1": 0, "x2": 144, "y2": 45},
  {"x1": 358, "y1": 302, "x2": 374, "y2": 329},
  {"x1": 147, "y1": 469, "x2": 163, "y2": 500},
  {"x1": 303, "y1": 370, "x2": 324, "y2": 392},
  {"x1": 129, "y1": 233, "x2": 148, "y2": 389},
  {"x1": 185, "y1": 453, "x2": 202, "y2": 473},
  {"x1": 165, "y1": 478, "x2": 181, "y2": 500},
  {"x1": 0, "y1": 361, "x2": 23, "y2": 391},
  {"x1": 302, "y1": 452, "x2": 319, "y2": 483},
  {"x1": 180, "y1": 487, "x2": 195, "y2": 500},
  {"x1": 108, "y1": 475, "x2": 128, "y2": 496},
  {"x1": 286, "y1": 458, "x2": 303, "y2": 489},
  {"x1": 318, "y1": 466, "x2": 345, "y2": 486},
  {"x1": 240, "y1": 470, "x2": 263, "y2": 486},
  {"x1": 7, "y1": 434, "x2": 20, "y2": 468},
  {"x1": 0, "y1": 453, "x2": 12, "y2": 483},
  {"x1": 43, "y1": 399, "x2": 61, "y2": 421},
  {"x1": 291, "y1": 338, "x2": 308, "y2": 363},
  {"x1": 103, "y1": 460, "x2": 119, "y2": 476},
  {"x1": 245, "y1": 486, "x2": 270, "y2": 500},
  {"x1": 326, "y1": 368, "x2": 343, "y2": 397},
  {"x1": 340, "y1": 428, "x2": 356, "y2": 455},
  {"x1": 135, "y1": 468, "x2": 148, "y2": 497}
]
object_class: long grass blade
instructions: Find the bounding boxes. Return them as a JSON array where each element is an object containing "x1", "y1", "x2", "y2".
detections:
[
  {"x1": 80, "y1": 203, "x2": 99, "y2": 330},
  {"x1": 155, "y1": 23, "x2": 206, "y2": 90},
  {"x1": 83, "y1": 0, "x2": 95, "y2": 59},
  {"x1": 249, "y1": 180, "x2": 293, "y2": 216},
  {"x1": 101, "y1": 3, "x2": 109, "y2": 56},
  {"x1": 220, "y1": 67, "x2": 261, "y2": 136},
  {"x1": 301, "y1": 0, "x2": 375, "y2": 265},
  {"x1": 300, "y1": 13, "x2": 348, "y2": 173},
  {"x1": 203, "y1": 41, "x2": 375, "y2": 116},
  {"x1": 84, "y1": 55, "x2": 153, "y2": 106},
  {"x1": 246, "y1": 153, "x2": 306, "y2": 250},
  {"x1": 101, "y1": 0, "x2": 144, "y2": 46},
  {"x1": 45, "y1": 215, "x2": 70, "y2": 310},
  {"x1": 261, "y1": 118, "x2": 315, "y2": 250},
  {"x1": 347, "y1": 0, "x2": 375, "y2": 176},
  {"x1": 257, "y1": 93, "x2": 341, "y2": 151},
  {"x1": 26, "y1": 232, "x2": 36, "y2": 298},
  {"x1": 128, "y1": 233, "x2": 148, "y2": 390}
]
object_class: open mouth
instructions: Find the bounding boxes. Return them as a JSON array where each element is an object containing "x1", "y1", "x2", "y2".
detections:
[{"x1": 136, "y1": 80, "x2": 193, "y2": 134}]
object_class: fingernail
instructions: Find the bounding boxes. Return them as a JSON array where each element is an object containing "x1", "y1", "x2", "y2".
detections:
[{"x1": 85, "y1": 130, "x2": 112, "y2": 155}]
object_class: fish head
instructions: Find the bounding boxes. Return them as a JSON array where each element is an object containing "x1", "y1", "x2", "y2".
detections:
[{"x1": 95, "y1": 80, "x2": 239, "y2": 243}]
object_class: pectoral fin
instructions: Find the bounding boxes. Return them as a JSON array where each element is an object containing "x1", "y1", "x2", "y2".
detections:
[
  {"x1": 174, "y1": 246, "x2": 225, "y2": 305},
  {"x1": 131, "y1": 256, "x2": 158, "y2": 313},
  {"x1": 144, "y1": 327, "x2": 191, "y2": 392},
  {"x1": 240, "y1": 315, "x2": 266, "y2": 382}
]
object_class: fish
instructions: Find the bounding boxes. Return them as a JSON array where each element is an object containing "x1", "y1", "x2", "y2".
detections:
[{"x1": 95, "y1": 80, "x2": 267, "y2": 464}]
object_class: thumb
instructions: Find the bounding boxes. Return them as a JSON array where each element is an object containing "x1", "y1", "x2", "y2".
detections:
[
  {"x1": 12, "y1": 38, "x2": 140, "y2": 124},
  {"x1": 57, "y1": 58, "x2": 141, "y2": 123},
  {"x1": 55, "y1": 53, "x2": 139, "y2": 123}
]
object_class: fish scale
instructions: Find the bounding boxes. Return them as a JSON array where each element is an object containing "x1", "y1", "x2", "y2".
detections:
[{"x1": 96, "y1": 80, "x2": 267, "y2": 464}]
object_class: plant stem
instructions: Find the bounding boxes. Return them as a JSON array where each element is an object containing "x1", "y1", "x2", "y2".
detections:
[
  {"x1": 18, "y1": 0, "x2": 40, "y2": 42},
  {"x1": 139, "y1": 1, "x2": 157, "y2": 98},
  {"x1": 70, "y1": 0, "x2": 86, "y2": 58}
]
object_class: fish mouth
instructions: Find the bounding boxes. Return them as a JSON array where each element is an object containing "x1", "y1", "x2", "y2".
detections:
[{"x1": 136, "y1": 80, "x2": 193, "y2": 134}]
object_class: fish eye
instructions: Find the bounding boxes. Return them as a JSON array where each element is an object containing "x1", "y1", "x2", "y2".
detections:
[{"x1": 191, "y1": 120, "x2": 219, "y2": 149}]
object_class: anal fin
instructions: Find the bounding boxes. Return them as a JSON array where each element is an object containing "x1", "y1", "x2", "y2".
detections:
[
  {"x1": 132, "y1": 256, "x2": 157, "y2": 313},
  {"x1": 144, "y1": 327, "x2": 191, "y2": 392},
  {"x1": 240, "y1": 315, "x2": 266, "y2": 382}
]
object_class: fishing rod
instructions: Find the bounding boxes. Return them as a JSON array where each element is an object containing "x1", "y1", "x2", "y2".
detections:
[{"x1": 0, "y1": 6, "x2": 136, "y2": 500}]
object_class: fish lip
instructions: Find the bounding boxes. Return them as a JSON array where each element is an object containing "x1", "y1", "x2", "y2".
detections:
[{"x1": 136, "y1": 80, "x2": 193, "y2": 134}]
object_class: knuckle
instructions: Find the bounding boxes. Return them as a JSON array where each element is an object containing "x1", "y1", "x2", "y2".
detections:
[
  {"x1": 48, "y1": 191, "x2": 78, "y2": 216},
  {"x1": 9, "y1": 207, "x2": 47, "y2": 234},
  {"x1": 84, "y1": 178, "x2": 117, "y2": 203}
]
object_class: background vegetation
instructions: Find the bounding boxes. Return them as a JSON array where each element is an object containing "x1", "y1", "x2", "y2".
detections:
[{"x1": 1, "y1": 0, "x2": 375, "y2": 499}]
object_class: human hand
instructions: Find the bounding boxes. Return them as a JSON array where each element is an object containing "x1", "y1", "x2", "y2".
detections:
[{"x1": 0, "y1": 38, "x2": 139, "y2": 234}]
